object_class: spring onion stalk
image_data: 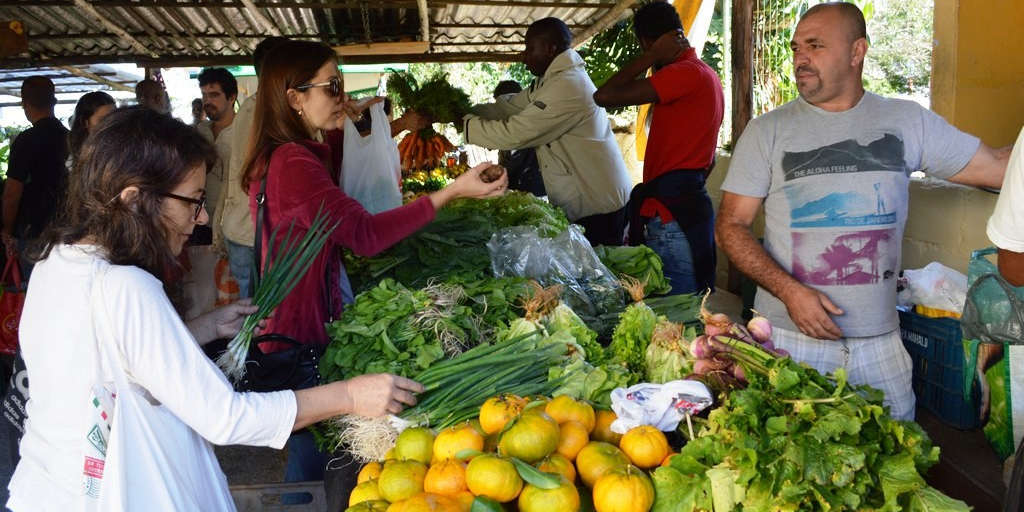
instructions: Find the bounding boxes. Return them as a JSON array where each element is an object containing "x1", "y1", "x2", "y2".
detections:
[
  {"x1": 216, "y1": 205, "x2": 338, "y2": 382},
  {"x1": 397, "y1": 331, "x2": 569, "y2": 429}
]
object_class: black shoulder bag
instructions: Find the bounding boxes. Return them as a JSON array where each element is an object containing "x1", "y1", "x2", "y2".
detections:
[{"x1": 232, "y1": 169, "x2": 325, "y2": 393}]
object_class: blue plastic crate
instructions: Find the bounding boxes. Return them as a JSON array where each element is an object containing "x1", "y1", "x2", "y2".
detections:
[{"x1": 898, "y1": 310, "x2": 979, "y2": 429}]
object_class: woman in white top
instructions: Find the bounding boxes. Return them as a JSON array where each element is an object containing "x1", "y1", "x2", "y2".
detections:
[{"x1": 6, "y1": 106, "x2": 422, "y2": 511}]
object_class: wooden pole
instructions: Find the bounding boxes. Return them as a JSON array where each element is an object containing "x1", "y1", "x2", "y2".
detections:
[{"x1": 730, "y1": 0, "x2": 753, "y2": 146}]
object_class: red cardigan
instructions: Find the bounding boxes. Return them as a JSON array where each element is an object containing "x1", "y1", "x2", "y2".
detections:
[{"x1": 248, "y1": 132, "x2": 435, "y2": 348}]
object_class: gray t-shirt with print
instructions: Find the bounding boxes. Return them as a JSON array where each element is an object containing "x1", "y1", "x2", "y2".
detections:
[{"x1": 722, "y1": 92, "x2": 980, "y2": 337}]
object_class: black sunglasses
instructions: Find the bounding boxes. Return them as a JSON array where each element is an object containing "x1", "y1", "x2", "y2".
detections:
[
  {"x1": 160, "y1": 192, "x2": 206, "y2": 221},
  {"x1": 296, "y1": 76, "x2": 342, "y2": 98}
]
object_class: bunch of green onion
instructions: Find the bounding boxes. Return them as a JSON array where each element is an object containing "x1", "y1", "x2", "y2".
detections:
[
  {"x1": 398, "y1": 331, "x2": 570, "y2": 428},
  {"x1": 217, "y1": 206, "x2": 337, "y2": 382}
]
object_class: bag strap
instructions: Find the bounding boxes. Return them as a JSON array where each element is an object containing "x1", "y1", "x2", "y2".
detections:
[
  {"x1": 972, "y1": 247, "x2": 999, "y2": 260},
  {"x1": 253, "y1": 160, "x2": 270, "y2": 287},
  {"x1": 2, "y1": 257, "x2": 22, "y2": 290}
]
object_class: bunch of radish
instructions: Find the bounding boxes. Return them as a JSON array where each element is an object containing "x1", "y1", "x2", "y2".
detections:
[{"x1": 686, "y1": 295, "x2": 789, "y2": 389}]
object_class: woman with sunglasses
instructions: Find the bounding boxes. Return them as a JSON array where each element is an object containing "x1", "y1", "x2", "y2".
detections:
[
  {"x1": 8, "y1": 107, "x2": 423, "y2": 511},
  {"x1": 240, "y1": 40, "x2": 506, "y2": 496}
]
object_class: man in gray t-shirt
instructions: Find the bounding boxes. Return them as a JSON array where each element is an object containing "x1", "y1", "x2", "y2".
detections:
[{"x1": 717, "y1": 2, "x2": 1009, "y2": 420}]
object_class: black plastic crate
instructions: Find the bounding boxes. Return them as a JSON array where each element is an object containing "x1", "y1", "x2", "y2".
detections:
[{"x1": 898, "y1": 310, "x2": 979, "y2": 429}]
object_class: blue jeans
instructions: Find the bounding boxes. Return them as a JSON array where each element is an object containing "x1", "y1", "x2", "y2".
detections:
[
  {"x1": 645, "y1": 218, "x2": 697, "y2": 295},
  {"x1": 225, "y1": 239, "x2": 254, "y2": 298},
  {"x1": 282, "y1": 430, "x2": 328, "y2": 504}
]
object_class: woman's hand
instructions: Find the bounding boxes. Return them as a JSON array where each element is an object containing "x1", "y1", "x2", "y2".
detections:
[
  {"x1": 343, "y1": 373, "x2": 424, "y2": 416},
  {"x1": 427, "y1": 162, "x2": 508, "y2": 210},
  {"x1": 211, "y1": 299, "x2": 265, "y2": 340},
  {"x1": 186, "y1": 299, "x2": 265, "y2": 345}
]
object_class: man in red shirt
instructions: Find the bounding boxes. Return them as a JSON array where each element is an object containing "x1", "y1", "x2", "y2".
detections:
[{"x1": 594, "y1": 1, "x2": 724, "y2": 294}]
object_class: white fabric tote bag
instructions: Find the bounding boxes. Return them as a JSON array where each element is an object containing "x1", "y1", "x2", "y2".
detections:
[
  {"x1": 340, "y1": 101, "x2": 403, "y2": 214},
  {"x1": 85, "y1": 265, "x2": 236, "y2": 511}
]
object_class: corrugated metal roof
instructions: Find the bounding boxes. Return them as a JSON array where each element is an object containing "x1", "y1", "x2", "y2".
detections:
[
  {"x1": 1, "y1": 0, "x2": 632, "y2": 69},
  {"x1": 0, "y1": 63, "x2": 141, "y2": 97}
]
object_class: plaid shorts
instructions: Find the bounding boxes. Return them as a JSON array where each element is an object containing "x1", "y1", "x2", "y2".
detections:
[{"x1": 773, "y1": 327, "x2": 916, "y2": 420}]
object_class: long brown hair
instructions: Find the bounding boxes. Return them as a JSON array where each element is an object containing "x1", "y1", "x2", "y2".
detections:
[
  {"x1": 35, "y1": 106, "x2": 216, "y2": 286},
  {"x1": 241, "y1": 40, "x2": 338, "y2": 190}
]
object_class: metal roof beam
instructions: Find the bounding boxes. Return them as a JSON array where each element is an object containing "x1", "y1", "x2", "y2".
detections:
[
  {"x1": 572, "y1": 0, "x2": 637, "y2": 48},
  {"x1": 55, "y1": 64, "x2": 133, "y2": 91},
  {"x1": 1, "y1": 50, "x2": 521, "y2": 68},
  {"x1": 70, "y1": 0, "x2": 160, "y2": 58},
  {"x1": 0, "y1": 0, "x2": 616, "y2": 8},
  {"x1": 0, "y1": 71, "x2": 116, "y2": 82}
]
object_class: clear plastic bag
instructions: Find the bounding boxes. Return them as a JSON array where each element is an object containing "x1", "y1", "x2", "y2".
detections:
[
  {"x1": 901, "y1": 261, "x2": 968, "y2": 314},
  {"x1": 341, "y1": 102, "x2": 403, "y2": 214},
  {"x1": 487, "y1": 225, "x2": 625, "y2": 317}
]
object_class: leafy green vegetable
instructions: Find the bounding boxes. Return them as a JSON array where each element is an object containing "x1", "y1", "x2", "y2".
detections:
[
  {"x1": 319, "y1": 276, "x2": 529, "y2": 382},
  {"x1": 608, "y1": 302, "x2": 659, "y2": 375},
  {"x1": 650, "y1": 348, "x2": 969, "y2": 512},
  {"x1": 644, "y1": 322, "x2": 693, "y2": 384},
  {"x1": 387, "y1": 70, "x2": 473, "y2": 124},
  {"x1": 547, "y1": 358, "x2": 636, "y2": 409},
  {"x1": 594, "y1": 245, "x2": 672, "y2": 296},
  {"x1": 543, "y1": 303, "x2": 604, "y2": 364},
  {"x1": 344, "y1": 192, "x2": 569, "y2": 292}
]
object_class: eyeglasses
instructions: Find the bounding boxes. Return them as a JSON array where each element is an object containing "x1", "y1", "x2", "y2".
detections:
[
  {"x1": 160, "y1": 191, "x2": 206, "y2": 221},
  {"x1": 295, "y1": 76, "x2": 342, "y2": 98}
]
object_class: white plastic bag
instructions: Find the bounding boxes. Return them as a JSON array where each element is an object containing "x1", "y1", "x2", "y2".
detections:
[
  {"x1": 87, "y1": 267, "x2": 235, "y2": 511},
  {"x1": 901, "y1": 261, "x2": 968, "y2": 314},
  {"x1": 609, "y1": 380, "x2": 713, "y2": 434},
  {"x1": 341, "y1": 102, "x2": 403, "y2": 214}
]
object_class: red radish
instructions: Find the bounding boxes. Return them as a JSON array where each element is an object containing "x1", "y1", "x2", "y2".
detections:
[
  {"x1": 732, "y1": 364, "x2": 747, "y2": 382},
  {"x1": 690, "y1": 335, "x2": 713, "y2": 359},
  {"x1": 775, "y1": 348, "x2": 790, "y2": 358},
  {"x1": 747, "y1": 313, "x2": 773, "y2": 344},
  {"x1": 699, "y1": 292, "x2": 733, "y2": 336}
]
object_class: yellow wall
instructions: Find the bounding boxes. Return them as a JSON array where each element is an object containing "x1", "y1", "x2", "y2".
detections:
[
  {"x1": 932, "y1": 0, "x2": 1024, "y2": 147},
  {"x1": 900, "y1": 0, "x2": 1024, "y2": 274}
]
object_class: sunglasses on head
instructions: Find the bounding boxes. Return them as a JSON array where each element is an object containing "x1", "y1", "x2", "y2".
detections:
[{"x1": 295, "y1": 76, "x2": 342, "y2": 97}]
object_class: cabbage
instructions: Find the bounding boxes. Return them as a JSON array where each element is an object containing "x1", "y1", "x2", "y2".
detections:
[
  {"x1": 543, "y1": 303, "x2": 604, "y2": 363},
  {"x1": 644, "y1": 322, "x2": 695, "y2": 383}
]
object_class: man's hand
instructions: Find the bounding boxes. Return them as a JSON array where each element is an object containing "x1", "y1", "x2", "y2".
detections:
[
  {"x1": 780, "y1": 284, "x2": 844, "y2": 340},
  {"x1": 645, "y1": 29, "x2": 689, "y2": 66}
]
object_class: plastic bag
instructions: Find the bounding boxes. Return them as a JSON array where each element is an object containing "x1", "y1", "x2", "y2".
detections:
[
  {"x1": 341, "y1": 102, "x2": 402, "y2": 214},
  {"x1": 487, "y1": 225, "x2": 624, "y2": 317},
  {"x1": 900, "y1": 261, "x2": 968, "y2": 314},
  {"x1": 608, "y1": 380, "x2": 713, "y2": 433},
  {"x1": 961, "y1": 248, "x2": 1024, "y2": 459}
]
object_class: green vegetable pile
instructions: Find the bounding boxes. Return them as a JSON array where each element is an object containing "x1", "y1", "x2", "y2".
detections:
[
  {"x1": 608, "y1": 292, "x2": 660, "y2": 376},
  {"x1": 319, "y1": 276, "x2": 530, "y2": 382},
  {"x1": 594, "y1": 245, "x2": 672, "y2": 296},
  {"x1": 344, "y1": 192, "x2": 569, "y2": 292},
  {"x1": 400, "y1": 330, "x2": 572, "y2": 429},
  {"x1": 653, "y1": 340, "x2": 969, "y2": 511},
  {"x1": 387, "y1": 70, "x2": 473, "y2": 124}
]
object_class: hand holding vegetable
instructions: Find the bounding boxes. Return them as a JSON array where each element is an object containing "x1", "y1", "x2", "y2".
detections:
[
  {"x1": 343, "y1": 373, "x2": 425, "y2": 416},
  {"x1": 186, "y1": 299, "x2": 267, "y2": 345},
  {"x1": 780, "y1": 283, "x2": 844, "y2": 340},
  {"x1": 428, "y1": 162, "x2": 507, "y2": 210}
]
